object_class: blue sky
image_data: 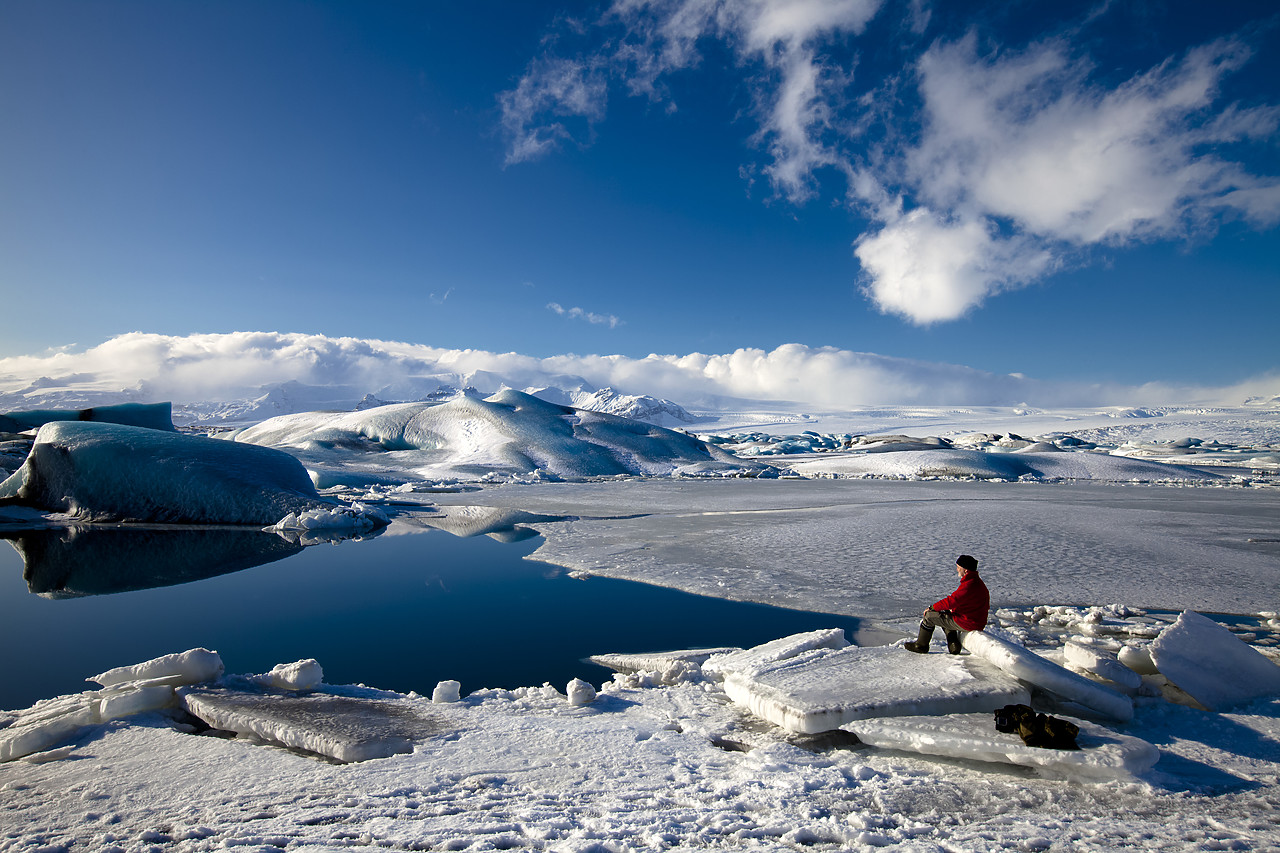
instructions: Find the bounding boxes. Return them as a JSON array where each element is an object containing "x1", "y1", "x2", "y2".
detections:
[{"x1": 1, "y1": 0, "x2": 1277, "y2": 390}]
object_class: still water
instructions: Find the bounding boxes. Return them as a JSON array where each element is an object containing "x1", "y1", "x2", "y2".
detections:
[{"x1": 0, "y1": 522, "x2": 870, "y2": 711}]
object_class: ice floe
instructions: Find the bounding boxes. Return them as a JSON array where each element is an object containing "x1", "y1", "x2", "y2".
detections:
[
  {"x1": 719, "y1": 643, "x2": 1029, "y2": 734},
  {"x1": 849, "y1": 712, "x2": 1160, "y2": 781},
  {"x1": 177, "y1": 682, "x2": 450, "y2": 763}
]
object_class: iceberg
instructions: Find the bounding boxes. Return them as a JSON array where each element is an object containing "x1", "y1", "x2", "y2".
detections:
[
  {"x1": 849, "y1": 713, "x2": 1160, "y2": 781},
  {"x1": 224, "y1": 390, "x2": 768, "y2": 483},
  {"x1": 0, "y1": 421, "x2": 335, "y2": 524},
  {"x1": 0, "y1": 401, "x2": 175, "y2": 433},
  {"x1": 1149, "y1": 610, "x2": 1280, "y2": 711}
]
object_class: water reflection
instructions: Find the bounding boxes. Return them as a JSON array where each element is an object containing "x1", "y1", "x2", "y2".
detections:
[
  {"x1": 0, "y1": 518, "x2": 869, "y2": 711},
  {"x1": 4, "y1": 527, "x2": 305, "y2": 598}
]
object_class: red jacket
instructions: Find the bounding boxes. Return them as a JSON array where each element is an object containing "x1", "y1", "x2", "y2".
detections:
[{"x1": 933, "y1": 571, "x2": 990, "y2": 631}]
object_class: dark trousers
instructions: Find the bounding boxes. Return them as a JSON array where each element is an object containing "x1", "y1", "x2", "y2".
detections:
[{"x1": 922, "y1": 609, "x2": 963, "y2": 634}]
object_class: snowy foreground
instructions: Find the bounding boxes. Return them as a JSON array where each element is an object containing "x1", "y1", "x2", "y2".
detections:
[{"x1": 3, "y1": 398, "x2": 1280, "y2": 850}]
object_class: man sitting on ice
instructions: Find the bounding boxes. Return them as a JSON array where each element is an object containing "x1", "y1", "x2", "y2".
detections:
[{"x1": 905, "y1": 555, "x2": 989, "y2": 654}]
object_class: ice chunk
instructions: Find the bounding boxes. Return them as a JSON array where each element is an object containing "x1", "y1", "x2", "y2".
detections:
[
  {"x1": 849, "y1": 713, "x2": 1160, "y2": 781},
  {"x1": 964, "y1": 630, "x2": 1133, "y2": 722},
  {"x1": 567, "y1": 678, "x2": 596, "y2": 706},
  {"x1": 262, "y1": 660, "x2": 323, "y2": 692},
  {"x1": 1, "y1": 421, "x2": 331, "y2": 524},
  {"x1": 0, "y1": 401, "x2": 175, "y2": 432},
  {"x1": 1149, "y1": 610, "x2": 1280, "y2": 711},
  {"x1": 722, "y1": 645, "x2": 1029, "y2": 734},
  {"x1": 1063, "y1": 640, "x2": 1143, "y2": 691},
  {"x1": 178, "y1": 686, "x2": 450, "y2": 763},
  {"x1": 1118, "y1": 644, "x2": 1159, "y2": 675},
  {"x1": 702, "y1": 629, "x2": 849, "y2": 681},
  {"x1": 90, "y1": 648, "x2": 225, "y2": 689},
  {"x1": 270, "y1": 503, "x2": 390, "y2": 535},
  {"x1": 432, "y1": 681, "x2": 461, "y2": 703},
  {"x1": 94, "y1": 683, "x2": 177, "y2": 721},
  {"x1": 589, "y1": 647, "x2": 742, "y2": 674},
  {"x1": 0, "y1": 695, "x2": 97, "y2": 762}
]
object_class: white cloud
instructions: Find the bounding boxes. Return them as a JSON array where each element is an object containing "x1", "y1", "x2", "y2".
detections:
[
  {"x1": 502, "y1": 0, "x2": 881, "y2": 199},
  {"x1": 547, "y1": 302, "x2": 622, "y2": 328},
  {"x1": 854, "y1": 208, "x2": 1053, "y2": 323},
  {"x1": 501, "y1": 4, "x2": 1280, "y2": 324},
  {"x1": 0, "y1": 332, "x2": 1272, "y2": 411},
  {"x1": 909, "y1": 35, "x2": 1280, "y2": 244},
  {"x1": 499, "y1": 56, "x2": 608, "y2": 166}
]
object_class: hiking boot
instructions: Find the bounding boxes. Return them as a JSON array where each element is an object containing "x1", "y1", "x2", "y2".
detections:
[
  {"x1": 945, "y1": 630, "x2": 963, "y2": 655},
  {"x1": 904, "y1": 623, "x2": 933, "y2": 654}
]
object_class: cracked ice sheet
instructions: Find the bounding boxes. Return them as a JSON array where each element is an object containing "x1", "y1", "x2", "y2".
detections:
[{"x1": 429, "y1": 479, "x2": 1280, "y2": 618}]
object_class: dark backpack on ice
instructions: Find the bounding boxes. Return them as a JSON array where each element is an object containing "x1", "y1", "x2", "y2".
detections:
[{"x1": 994, "y1": 703, "x2": 1080, "y2": 750}]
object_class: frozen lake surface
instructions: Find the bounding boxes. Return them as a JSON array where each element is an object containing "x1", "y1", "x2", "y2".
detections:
[
  {"x1": 0, "y1": 522, "x2": 875, "y2": 711},
  {"x1": 430, "y1": 479, "x2": 1280, "y2": 620}
]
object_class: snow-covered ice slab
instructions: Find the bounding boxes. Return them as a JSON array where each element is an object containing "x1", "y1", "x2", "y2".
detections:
[
  {"x1": 965, "y1": 630, "x2": 1134, "y2": 722},
  {"x1": 721, "y1": 646, "x2": 1029, "y2": 734},
  {"x1": 590, "y1": 647, "x2": 742, "y2": 674},
  {"x1": 849, "y1": 713, "x2": 1160, "y2": 781},
  {"x1": 1150, "y1": 610, "x2": 1280, "y2": 711},
  {"x1": 178, "y1": 686, "x2": 451, "y2": 763}
]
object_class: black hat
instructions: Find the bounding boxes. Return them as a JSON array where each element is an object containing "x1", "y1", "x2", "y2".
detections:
[{"x1": 956, "y1": 555, "x2": 978, "y2": 572}]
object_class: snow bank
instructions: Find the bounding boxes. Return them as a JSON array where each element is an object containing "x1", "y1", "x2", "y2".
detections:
[
  {"x1": 0, "y1": 421, "x2": 333, "y2": 524},
  {"x1": 964, "y1": 630, "x2": 1134, "y2": 721},
  {"x1": 1149, "y1": 610, "x2": 1280, "y2": 711},
  {"x1": 224, "y1": 390, "x2": 768, "y2": 483},
  {"x1": 849, "y1": 713, "x2": 1160, "y2": 781},
  {"x1": 720, "y1": 645, "x2": 1029, "y2": 734}
]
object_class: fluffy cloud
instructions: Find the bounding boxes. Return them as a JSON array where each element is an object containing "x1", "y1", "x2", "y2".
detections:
[
  {"x1": 850, "y1": 34, "x2": 1280, "y2": 322},
  {"x1": 0, "y1": 332, "x2": 1272, "y2": 411},
  {"x1": 500, "y1": 3, "x2": 1280, "y2": 323}
]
